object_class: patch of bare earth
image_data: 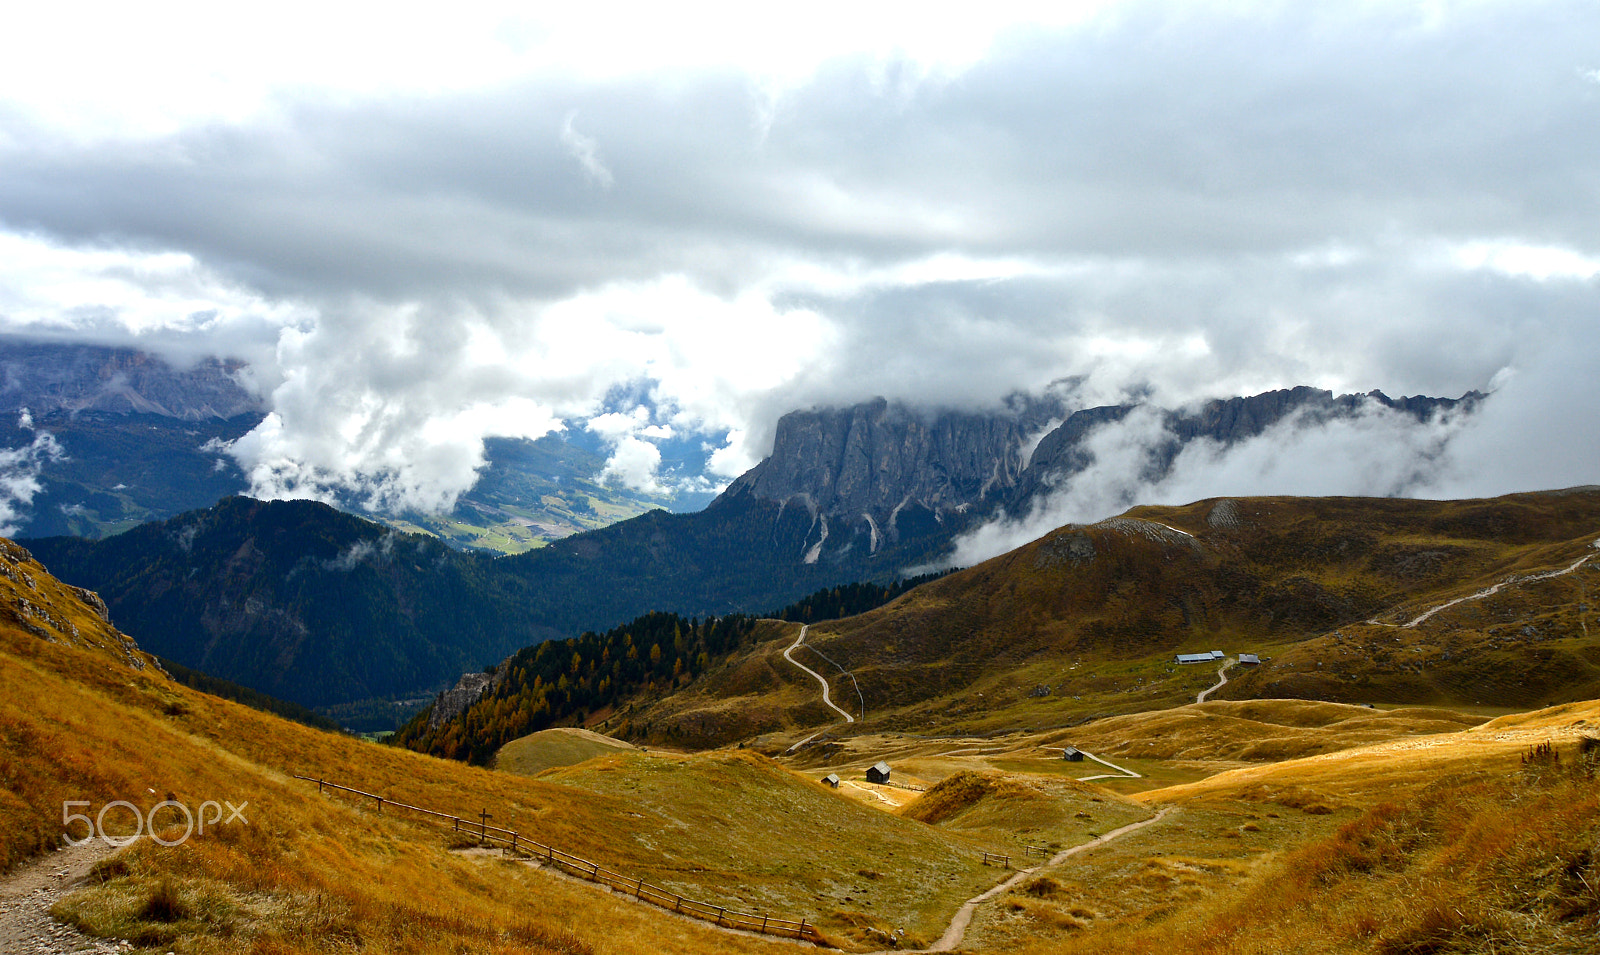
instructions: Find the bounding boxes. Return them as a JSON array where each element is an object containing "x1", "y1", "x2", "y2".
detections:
[{"x1": 0, "y1": 840, "x2": 125, "y2": 954}]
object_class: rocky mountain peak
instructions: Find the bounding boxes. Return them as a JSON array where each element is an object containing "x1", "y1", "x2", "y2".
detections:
[
  {"x1": 0, "y1": 338, "x2": 262, "y2": 421},
  {"x1": 717, "y1": 395, "x2": 1065, "y2": 530}
]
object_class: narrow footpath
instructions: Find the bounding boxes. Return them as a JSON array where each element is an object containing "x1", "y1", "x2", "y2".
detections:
[
  {"x1": 1076, "y1": 750, "x2": 1142, "y2": 782},
  {"x1": 0, "y1": 841, "x2": 122, "y2": 955},
  {"x1": 877, "y1": 808, "x2": 1174, "y2": 954},
  {"x1": 1368, "y1": 552, "x2": 1594, "y2": 629}
]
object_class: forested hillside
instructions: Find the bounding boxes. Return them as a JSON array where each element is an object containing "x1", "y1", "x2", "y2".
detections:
[
  {"x1": 393, "y1": 611, "x2": 763, "y2": 762},
  {"x1": 23, "y1": 497, "x2": 560, "y2": 707}
]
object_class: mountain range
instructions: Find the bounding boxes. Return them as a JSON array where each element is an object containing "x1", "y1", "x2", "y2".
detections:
[
  {"x1": 22, "y1": 367, "x2": 1483, "y2": 717},
  {"x1": 404, "y1": 487, "x2": 1600, "y2": 755}
]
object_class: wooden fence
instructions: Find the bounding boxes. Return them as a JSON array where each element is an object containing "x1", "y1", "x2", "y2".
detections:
[
  {"x1": 980, "y1": 851, "x2": 1011, "y2": 868},
  {"x1": 292, "y1": 775, "x2": 822, "y2": 944}
]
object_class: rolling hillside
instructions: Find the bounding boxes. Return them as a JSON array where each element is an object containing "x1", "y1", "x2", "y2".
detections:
[
  {"x1": 3, "y1": 529, "x2": 1596, "y2": 954},
  {"x1": 598, "y1": 489, "x2": 1600, "y2": 748}
]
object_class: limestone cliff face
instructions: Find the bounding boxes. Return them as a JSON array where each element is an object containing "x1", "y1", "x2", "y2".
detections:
[
  {"x1": 718, "y1": 397, "x2": 1064, "y2": 542},
  {"x1": 0, "y1": 338, "x2": 261, "y2": 420},
  {"x1": 712, "y1": 387, "x2": 1480, "y2": 567}
]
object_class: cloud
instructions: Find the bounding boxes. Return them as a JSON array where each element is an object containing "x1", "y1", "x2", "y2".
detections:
[
  {"x1": 560, "y1": 111, "x2": 615, "y2": 189},
  {"x1": 599, "y1": 435, "x2": 665, "y2": 492},
  {"x1": 945, "y1": 353, "x2": 1600, "y2": 568},
  {"x1": 0, "y1": 2, "x2": 1595, "y2": 519},
  {"x1": 0, "y1": 411, "x2": 65, "y2": 535}
]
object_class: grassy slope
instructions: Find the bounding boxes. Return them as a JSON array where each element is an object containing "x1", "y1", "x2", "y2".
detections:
[
  {"x1": 537, "y1": 748, "x2": 1087, "y2": 948},
  {"x1": 989, "y1": 702, "x2": 1600, "y2": 955},
  {"x1": 493, "y1": 727, "x2": 637, "y2": 776},
  {"x1": 5, "y1": 525, "x2": 1598, "y2": 954},
  {"x1": 780, "y1": 492, "x2": 1600, "y2": 738},
  {"x1": 2, "y1": 626, "x2": 817, "y2": 954},
  {"x1": 0, "y1": 540, "x2": 1060, "y2": 952}
]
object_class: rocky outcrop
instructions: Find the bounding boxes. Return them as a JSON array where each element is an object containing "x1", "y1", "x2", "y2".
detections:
[
  {"x1": 711, "y1": 386, "x2": 1481, "y2": 569},
  {"x1": 0, "y1": 338, "x2": 261, "y2": 420},
  {"x1": 716, "y1": 396, "x2": 1065, "y2": 545},
  {"x1": 426, "y1": 670, "x2": 498, "y2": 732}
]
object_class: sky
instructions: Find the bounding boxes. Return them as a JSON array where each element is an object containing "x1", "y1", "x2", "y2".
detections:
[{"x1": 0, "y1": 1, "x2": 1596, "y2": 536}]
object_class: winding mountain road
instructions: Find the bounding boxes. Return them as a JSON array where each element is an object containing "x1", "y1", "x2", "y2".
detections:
[
  {"x1": 783, "y1": 625, "x2": 856, "y2": 724},
  {"x1": 1368, "y1": 552, "x2": 1594, "y2": 629},
  {"x1": 1196, "y1": 658, "x2": 1233, "y2": 704}
]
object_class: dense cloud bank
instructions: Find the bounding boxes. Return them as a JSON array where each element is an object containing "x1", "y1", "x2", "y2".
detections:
[{"x1": 0, "y1": 2, "x2": 1595, "y2": 512}]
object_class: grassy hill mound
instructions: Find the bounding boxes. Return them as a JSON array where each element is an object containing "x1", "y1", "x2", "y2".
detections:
[
  {"x1": 536, "y1": 748, "x2": 1042, "y2": 946},
  {"x1": 493, "y1": 727, "x2": 636, "y2": 776}
]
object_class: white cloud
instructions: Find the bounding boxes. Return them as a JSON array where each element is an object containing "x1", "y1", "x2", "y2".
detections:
[
  {"x1": 0, "y1": 1, "x2": 1596, "y2": 523},
  {"x1": 560, "y1": 112, "x2": 615, "y2": 189},
  {"x1": 1449, "y1": 240, "x2": 1600, "y2": 282},
  {"x1": 0, "y1": 412, "x2": 66, "y2": 535},
  {"x1": 599, "y1": 435, "x2": 665, "y2": 493}
]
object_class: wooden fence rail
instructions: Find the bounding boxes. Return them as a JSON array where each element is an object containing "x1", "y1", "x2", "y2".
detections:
[
  {"x1": 980, "y1": 851, "x2": 1011, "y2": 868},
  {"x1": 292, "y1": 775, "x2": 820, "y2": 944}
]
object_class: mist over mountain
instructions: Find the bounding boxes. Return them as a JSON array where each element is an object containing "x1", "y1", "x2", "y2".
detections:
[
  {"x1": 19, "y1": 377, "x2": 1486, "y2": 712},
  {"x1": 718, "y1": 386, "x2": 1479, "y2": 571},
  {"x1": 0, "y1": 338, "x2": 686, "y2": 547},
  {"x1": 0, "y1": 338, "x2": 261, "y2": 420}
]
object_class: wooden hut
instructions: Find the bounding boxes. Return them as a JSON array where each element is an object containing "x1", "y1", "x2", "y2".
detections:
[
  {"x1": 866, "y1": 761, "x2": 892, "y2": 784},
  {"x1": 821, "y1": 773, "x2": 840, "y2": 788},
  {"x1": 1061, "y1": 746, "x2": 1085, "y2": 762}
]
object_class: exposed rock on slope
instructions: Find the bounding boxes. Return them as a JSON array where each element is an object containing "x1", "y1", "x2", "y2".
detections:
[
  {"x1": 0, "y1": 337, "x2": 261, "y2": 420},
  {"x1": 0, "y1": 538, "x2": 155, "y2": 674},
  {"x1": 719, "y1": 395, "x2": 1064, "y2": 550}
]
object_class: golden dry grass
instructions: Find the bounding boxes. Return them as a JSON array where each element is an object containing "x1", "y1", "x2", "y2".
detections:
[
  {"x1": 493, "y1": 727, "x2": 636, "y2": 776},
  {"x1": 1135, "y1": 698, "x2": 1600, "y2": 807},
  {"x1": 1013, "y1": 739, "x2": 1600, "y2": 955},
  {"x1": 537, "y1": 748, "x2": 1014, "y2": 949}
]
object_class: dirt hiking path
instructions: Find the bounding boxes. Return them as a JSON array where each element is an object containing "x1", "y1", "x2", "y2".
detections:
[
  {"x1": 872, "y1": 807, "x2": 1174, "y2": 954},
  {"x1": 0, "y1": 840, "x2": 124, "y2": 954}
]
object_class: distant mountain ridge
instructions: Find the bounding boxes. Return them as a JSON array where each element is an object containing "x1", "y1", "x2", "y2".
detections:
[
  {"x1": 23, "y1": 497, "x2": 559, "y2": 708},
  {"x1": 716, "y1": 386, "x2": 1479, "y2": 568},
  {"x1": 0, "y1": 339, "x2": 261, "y2": 420},
  {"x1": 24, "y1": 383, "x2": 1483, "y2": 711},
  {"x1": 721, "y1": 395, "x2": 1065, "y2": 559},
  {"x1": 0, "y1": 337, "x2": 681, "y2": 546}
]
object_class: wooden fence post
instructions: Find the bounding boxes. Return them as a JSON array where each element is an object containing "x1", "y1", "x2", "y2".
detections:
[{"x1": 799, "y1": 918, "x2": 808, "y2": 939}]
